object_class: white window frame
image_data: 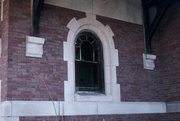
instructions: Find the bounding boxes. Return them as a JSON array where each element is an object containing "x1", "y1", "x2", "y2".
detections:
[{"x1": 63, "y1": 13, "x2": 120, "y2": 102}]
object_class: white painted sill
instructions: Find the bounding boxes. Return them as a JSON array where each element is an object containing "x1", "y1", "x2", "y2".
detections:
[
  {"x1": 74, "y1": 91, "x2": 112, "y2": 102},
  {"x1": 75, "y1": 91, "x2": 105, "y2": 95}
]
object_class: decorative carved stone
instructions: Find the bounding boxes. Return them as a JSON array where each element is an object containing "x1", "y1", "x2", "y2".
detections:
[
  {"x1": 26, "y1": 36, "x2": 45, "y2": 58},
  {"x1": 143, "y1": 53, "x2": 156, "y2": 70}
]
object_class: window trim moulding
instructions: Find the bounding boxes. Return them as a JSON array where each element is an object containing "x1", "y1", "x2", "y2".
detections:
[{"x1": 26, "y1": 36, "x2": 45, "y2": 58}]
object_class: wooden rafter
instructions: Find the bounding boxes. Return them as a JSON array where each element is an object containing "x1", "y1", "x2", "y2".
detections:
[
  {"x1": 142, "y1": 0, "x2": 174, "y2": 53},
  {"x1": 31, "y1": 0, "x2": 44, "y2": 37}
]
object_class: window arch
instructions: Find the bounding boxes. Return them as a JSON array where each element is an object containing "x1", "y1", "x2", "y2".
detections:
[
  {"x1": 64, "y1": 14, "x2": 120, "y2": 102},
  {"x1": 75, "y1": 32, "x2": 105, "y2": 93}
]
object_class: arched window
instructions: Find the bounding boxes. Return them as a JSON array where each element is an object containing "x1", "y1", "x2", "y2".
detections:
[
  {"x1": 75, "y1": 32, "x2": 104, "y2": 93},
  {"x1": 64, "y1": 15, "x2": 120, "y2": 102}
]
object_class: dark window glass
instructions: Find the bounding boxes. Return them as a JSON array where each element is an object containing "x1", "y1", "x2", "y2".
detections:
[
  {"x1": 81, "y1": 41, "x2": 93, "y2": 61},
  {"x1": 75, "y1": 32, "x2": 104, "y2": 93}
]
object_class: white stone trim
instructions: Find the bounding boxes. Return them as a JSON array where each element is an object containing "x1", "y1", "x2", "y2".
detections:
[
  {"x1": 0, "y1": 101, "x2": 60, "y2": 117},
  {"x1": 0, "y1": 38, "x2": 2, "y2": 57},
  {"x1": 143, "y1": 53, "x2": 156, "y2": 70},
  {"x1": 98, "y1": 102, "x2": 166, "y2": 115},
  {"x1": 64, "y1": 13, "x2": 120, "y2": 102},
  {"x1": 167, "y1": 101, "x2": 180, "y2": 113},
  {"x1": 0, "y1": 117, "x2": 19, "y2": 121},
  {"x1": 26, "y1": 36, "x2": 45, "y2": 58},
  {"x1": 0, "y1": 101, "x2": 167, "y2": 117},
  {"x1": 64, "y1": 102, "x2": 166, "y2": 116}
]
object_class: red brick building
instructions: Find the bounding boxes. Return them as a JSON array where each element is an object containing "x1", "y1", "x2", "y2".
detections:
[{"x1": 0, "y1": 0, "x2": 180, "y2": 121}]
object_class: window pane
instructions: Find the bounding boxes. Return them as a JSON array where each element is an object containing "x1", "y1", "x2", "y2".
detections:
[
  {"x1": 75, "y1": 38, "x2": 82, "y2": 46},
  {"x1": 95, "y1": 50, "x2": 98, "y2": 62},
  {"x1": 75, "y1": 61, "x2": 98, "y2": 91},
  {"x1": 75, "y1": 47, "x2": 80, "y2": 59},
  {"x1": 75, "y1": 32, "x2": 104, "y2": 93},
  {"x1": 81, "y1": 41, "x2": 93, "y2": 61},
  {"x1": 80, "y1": 35, "x2": 86, "y2": 41},
  {"x1": 87, "y1": 36, "x2": 94, "y2": 43}
]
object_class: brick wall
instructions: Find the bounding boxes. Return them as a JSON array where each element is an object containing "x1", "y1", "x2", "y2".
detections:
[
  {"x1": 0, "y1": 0, "x2": 2, "y2": 37},
  {"x1": 97, "y1": 1, "x2": 180, "y2": 102},
  {"x1": 97, "y1": 16, "x2": 162, "y2": 101},
  {"x1": 0, "y1": 0, "x2": 9, "y2": 101},
  {"x1": 7, "y1": 0, "x2": 85, "y2": 101},
  {"x1": 4, "y1": 0, "x2": 180, "y2": 102},
  {"x1": 7, "y1": 0, "x2": 161, "y2": 101},
  {"x1": 152, "y1": 1, "x2": 180, "y2": 102},
  {"x1": 20, "y1": 113, "x2": 180, "y2": 121},
  {"x1": 1, "y1": 0, "x2": 179, "y2": 121}
]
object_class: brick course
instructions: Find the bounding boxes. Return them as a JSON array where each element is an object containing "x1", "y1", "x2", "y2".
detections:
[
  {"x1": 0, "y1": 0, "x2": 9, "y2": 101},
  {"x1": 20, "y1": 113, "x2": 180, "y2": 121},
  {"x1": 97, "y1": 1, "x2": 180, "y2": 102},
  {"x1": 97, "y1": 16, "x2": 162, "y2": 101},
  {"x1": 152, "y1": 2, "x2": 180, "y2": 102},
  {"x1": 7, "y1": 0, "x2": 85, "y2": 101}
]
